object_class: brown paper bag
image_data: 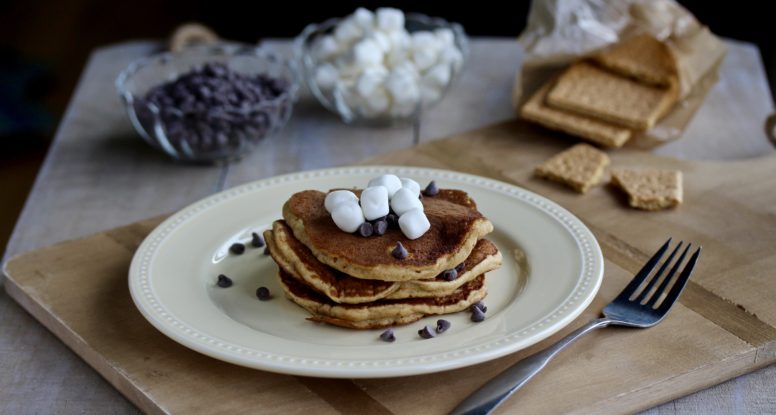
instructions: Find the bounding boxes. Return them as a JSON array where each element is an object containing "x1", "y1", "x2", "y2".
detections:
[{"x1": 512, "y1": 0, "x2": 727, "y2": 147}]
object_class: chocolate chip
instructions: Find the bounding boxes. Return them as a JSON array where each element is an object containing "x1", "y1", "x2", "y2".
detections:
[
  {"x1": 137, "y1": 62, "x2": 290, "y2": 157},
  {"x1": 380, "y1": 329, "x2": 396, "y2": 342},
  {"x1": 263, "y1": 246, "x2": 271, "y2": 256},
  {"x1": 442, "y1": 269, "x2": 458, "y2": 281},
  {"x1": 229, "y1": 243, "x2": 246, "y2": 255},
  {"x1": 216, "y1": 274, "x2": 232, "y2": 288},
  {"x1": 471, "y1": 306, "x2": 486, "y2": 322},
  {"x1": 455, "y1": 261, "x2": 466, "y2": 273},
  {"x1": 386, "y1": 213, "x2": 399, "y2": 229},
  {"x1": 373, "y1": 220, "x2": 388, "y2": 236},
  {"x1": 436, "y1": 319, "x2": 451, "y2": 333},
  {"x1": 358, "y1": 222, "x2": 374, "y2": 237},
  {"x1": 392, "y1": 242, "x2": 408, "y2": 259},
  {"x1": 251, "y1": 232, "x2": 265, "y2": 248},
  {"x1": 256, "y1": 286, "x2": 271, "y2": 300},
  {"x1": 423, "y1": 181, "x2": 439, "y2": 196},
  {"x1": 472, "y1": 301, "x2": 488, "y2": 313},
  {"x1": 418, "y1": 325, "x2": 436, "y2": 339}
]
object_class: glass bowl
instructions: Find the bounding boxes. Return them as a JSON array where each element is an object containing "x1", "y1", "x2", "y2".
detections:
[
  {"x1": 116, "y1": 43, "x2": 299, "y2": 163},
  {"x1": 294, "y1": 13, "x2": 469, "y2": 126}
]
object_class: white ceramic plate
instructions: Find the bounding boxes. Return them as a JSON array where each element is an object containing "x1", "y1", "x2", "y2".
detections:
[{"x1": 129, "y1": 166, "x2": 603, "y2": 378}]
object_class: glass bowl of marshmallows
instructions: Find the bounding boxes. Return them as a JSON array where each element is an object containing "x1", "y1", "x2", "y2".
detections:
[{"x1": 295, "y1": 8, "x2": 468, "y2": 125}]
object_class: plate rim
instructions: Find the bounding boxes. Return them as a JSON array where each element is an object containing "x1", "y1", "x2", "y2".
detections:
[{"x1": 129, "y1": 165, "x2": 604, "y2": 378}]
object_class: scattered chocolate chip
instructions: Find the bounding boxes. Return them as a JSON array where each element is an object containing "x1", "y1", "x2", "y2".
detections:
[
  {"x1": 371, "y1": 216, "x2": 387, "y2": 223},
  {"x1": 442, "y1": 269, "x2": 458, "y2": 281},
  {"x1": 380, "y1": 329, "x2": 396, "y2": 342},
  {"x1": 263, "y1": 246, "x2": 271, "y2": 256},
  {"x1": 423, "y1": 181, "x2": 439, "y2": 196},
  {"x1": 229, "y1": 242, "x2": 246, "y2": 255},
  {"x1": 386, "y1": 213, "x2": 399, "y2": 229},
  {"x1": 256, "y1": 286, "x2": 271, "y2": 300},
  {"x1": 392, "y1": 242, "x2": 408, "y2": 259},
  {"x1": 216, "y1": 274, "x2": 232, "y2": 288},
  {"x1": 471, "y1": 306, "x2": 486, "y2": 322},
  {"x1": 472, "y1": 301, "x2": 488, "y2": 313},
  {"x1": 436, "y1": 319, "x2": 451, "y2": 333},
  {"x1": 251, "y1": 232, "x2": 265, "y2": 248},
  {"x1": 373, "y1": 220, "x2": 388, "y2": 236},
  {"x1": 455, "y1": 261, "x2": 466, "y2": 273},
  {"x1": 358, "y1": 222, "x2": 374, "y2": 237},
  {"x1": 418, "y1": 325, "x2": 436, "y2": 339}
]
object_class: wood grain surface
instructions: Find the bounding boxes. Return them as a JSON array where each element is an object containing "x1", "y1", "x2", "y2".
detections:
[
  {"x1": 5, "y1": 118, "x2": 776, "y2": 414},
  {"x1": 2, "y1": 38, "x2": 775, "y2": 414}
]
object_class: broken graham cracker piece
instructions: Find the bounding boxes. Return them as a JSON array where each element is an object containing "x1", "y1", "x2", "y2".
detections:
[
  {"x1": 535, "y1": 143, "x2": 610, "y2": 193},
  {"x1": 610, "y1": 168, "x2": 683, "y2": 210},
  {"x1": 591, "y1": 34, "x2": 677, "y2": 87},
  {"x1": 546, "y1": 62, "x2": 678, "y2": 130},
  {"x1": 521, "y1": 82, "x2": 631, "y2": 148}
]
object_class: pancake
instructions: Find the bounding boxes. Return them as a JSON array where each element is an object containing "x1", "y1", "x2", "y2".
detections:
[
  {"x1": 265, "y1": 221, "x2": 502, "y2": 303},
  {"x1": 283, "y1": 189, "x2": 494, "y2": 281},
  {"x1": 277, "y1": 268, "x2": 488, "y2": 329}
]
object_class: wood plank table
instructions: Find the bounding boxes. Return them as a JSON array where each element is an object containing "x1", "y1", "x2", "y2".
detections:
[{"x1": 2, "y1": 38, "x2": 774, "y2": 414}]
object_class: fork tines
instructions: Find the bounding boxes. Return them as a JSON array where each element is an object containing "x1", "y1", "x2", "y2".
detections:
[{"x1": 616, "y1": 238, "x2": 702, "y2": 311}]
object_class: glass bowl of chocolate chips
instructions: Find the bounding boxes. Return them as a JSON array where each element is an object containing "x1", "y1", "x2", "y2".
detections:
[{"x1": 116, "y1": 43, "x2": 299, "y2": 163}]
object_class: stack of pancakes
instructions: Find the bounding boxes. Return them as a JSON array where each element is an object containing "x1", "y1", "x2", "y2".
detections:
[{"x1": 264, "y1": 187, "x2": 502, "y2": 329}]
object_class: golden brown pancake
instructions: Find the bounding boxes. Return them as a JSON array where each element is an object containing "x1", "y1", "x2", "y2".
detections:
[
  {"x1": 277, "y1": 269, "x2": 488, "y2": 329},
  {"x1": 265, "y1": 221, "x2": 502, "y2": 304},
  {"x1": 283, "y1": 189, "x2": 494, "y2": 281}
]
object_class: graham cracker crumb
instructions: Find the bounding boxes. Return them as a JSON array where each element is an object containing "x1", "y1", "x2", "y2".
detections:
[
  {"x1": 535, "y1": 144, "x2": 610, "y2": 193},
  {"x1": 610, "y1": 168, "x2": 683, "y2": 210}
]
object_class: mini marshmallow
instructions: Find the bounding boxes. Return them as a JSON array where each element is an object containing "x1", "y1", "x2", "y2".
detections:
[
  {"x1": 411, "y1": 31, "x2": 440, "y2": 52},
  {"x1": 423, "y1": 63, "x2": 452, "y2": 88},
  {"x1": 367, "y1": 174, "x2": 403, "y2": 198},
  {"x1": 334, "y1": 19, "x2": 363, "y2": 44},
  {"x1": 316, "y1": 35, "x2": 341, "y2": 60},
  {"x1": 438, "y1": 47, "x2": 464, "y2": 71},
  {"x1": 391, "y1": 187, "x2": 423, "y2": 216},
  {"x1": 314, "y1": 63, "x2": 339, "y2": 90},
  {"x1": 376, "y1": 8, "x2": 405, "y2": 32},
  {"x1": 435, "y1": 28, "x2": 456, "y2": 47},
  {"x1": 331, "y1": 202, "x2": 364, "y2": 233},
  {"x1": 352, "y1": 8, "x2": 375, "y2": 30},
  {"x1": 371, "y1": 31, "x2": 391, "y2": 53},
  {"x1": 398, "y1": 208, "x2": 431, "y2": 240},
  {"x1": 356, "y1": 66, "x2": 388, "y2": 97},
  {"x1": 400, "y1": 178, "x2": 421, "y2": 196},
  {"x1": 386, "y1": 70, "x2": 420, "y2": 107},
  {"x1": 353, "y1": 38, "x2": 384, "y2": 67},
  {"x1": 362, "y1": 87, "x2": 390, "y2": 116},
  {"x1": 360, "y1": 186, "x2": 390, "y2": 220},
  {"x1": 386, "y1": 30, "x2": 411, "y2": 51},
  {"x1": 412, "y1": 48, "x2": 438, "y2": 72},
  {"x1": 324, "y1": 190, "x2": 359, "y2": 213}
]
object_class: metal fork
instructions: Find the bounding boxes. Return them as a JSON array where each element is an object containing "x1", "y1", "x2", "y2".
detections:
[{"x1": 451, "y1": 238, "x2": 701, "y2": 415}]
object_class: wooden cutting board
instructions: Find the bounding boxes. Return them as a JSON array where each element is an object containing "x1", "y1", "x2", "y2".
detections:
[{"x1": 4, "y1": 120, "x2": 776, "y2": 414}]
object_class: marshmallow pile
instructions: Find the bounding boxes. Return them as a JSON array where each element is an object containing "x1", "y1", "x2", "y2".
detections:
[
  {"x1": 324, "y1": 174, "x2": 430, "y2": 240},
  {"x1": 311, "y1": 7, "x2": 464, "y2": 119}
]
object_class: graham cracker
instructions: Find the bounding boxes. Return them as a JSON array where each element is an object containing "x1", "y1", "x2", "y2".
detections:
[
  {"x1": 535, "y1": 143, "x2": 610, "y2": 193},
  {"x1": 521, "y1": 82, "x2": 632, "y2": 148},
  {"x1": 610, "y1": 168, "x2": 683, "y2": 210},
  {"x1": 592, "y1": 34, "x2": 677, "y2": 87},
  {"x1": 546, "y1": 62, "x2": 678, "y2": 130}
]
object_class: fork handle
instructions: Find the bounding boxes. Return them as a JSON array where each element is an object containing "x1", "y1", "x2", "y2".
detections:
[{"x1": 450, "y1": 317, "x2": 612, "y2": 415}]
